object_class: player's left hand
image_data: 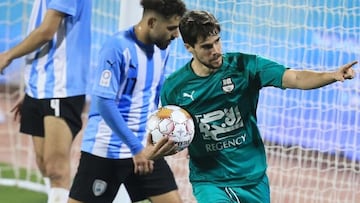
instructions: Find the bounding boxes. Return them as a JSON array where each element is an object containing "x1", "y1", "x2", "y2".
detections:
[
  {"x1": 145, "y1": 135, "x2": 178, "y2": 160},
  {"x1": 336, "y1": 60, "x2": 357, "y2": 81},
  {"x1": 10, "y1": 93, "x2": 24, "y2": 122},
  {"x1": 0, "y1": 52, "x2": 12, "y2": 74}
]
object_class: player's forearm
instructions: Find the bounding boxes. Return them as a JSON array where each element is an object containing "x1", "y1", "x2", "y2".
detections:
[
  {"x1": 283, "y1": 70, "x2": 337, "y2": 90},
  {"x1": 6, "y1": 28, "x2": 53, "y2": 60},
  {"x1": 96, "y1": 96, "x2": 144, "y2": 155}
]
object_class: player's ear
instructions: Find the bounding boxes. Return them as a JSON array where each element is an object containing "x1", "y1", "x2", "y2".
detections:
[
  {"x1": 147, "y1": 17, "x2": 156, "y2": 29},
  {"x1": 184, "y1": 43, "x2": 193, "y2": 53}
]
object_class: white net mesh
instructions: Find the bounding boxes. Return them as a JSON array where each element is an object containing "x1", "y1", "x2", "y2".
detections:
[{"x1": 167, "y1": 1, "x2": 360, "y2": 202}]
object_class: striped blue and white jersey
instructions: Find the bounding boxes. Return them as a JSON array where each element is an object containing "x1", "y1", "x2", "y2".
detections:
[
  {"x1": 82, "y1": 27, "x2": 169, "y2": 159},
  {"x1": 24, "y1": 0, "x2": 91, "y2": 98}
]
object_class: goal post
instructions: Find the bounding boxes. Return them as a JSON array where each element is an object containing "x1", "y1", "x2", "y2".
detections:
[{"x1": 0, "y1": 0, "x2": 359, "y2": 203}]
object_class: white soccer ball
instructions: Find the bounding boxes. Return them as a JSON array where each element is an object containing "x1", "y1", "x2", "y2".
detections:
[{"x1": 147, "y1": 105, "x2": 195, "y2": 152}]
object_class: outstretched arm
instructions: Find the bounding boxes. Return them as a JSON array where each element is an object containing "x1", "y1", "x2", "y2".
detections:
[
  {"x1": 0, "y1": 9, "x2": 64, "y2": 73},
  {"x1": 282, "y1": 60, "x2": 357, "y2": 90}
]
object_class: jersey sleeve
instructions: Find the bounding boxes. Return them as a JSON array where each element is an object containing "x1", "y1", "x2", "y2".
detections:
[
  {"x1": 160, "y1": 75, "x2": 178, "y2": 107},
  {"x1": 91, "y1": 39, "x2": 124, "y2": 100},
  {"x1": 255, "y1": 55, "x2": 287, "y2": 88},
  {"x1": 48, "y1": 0, "x2": 79, "y2": 16},
  {"x1": 96, "y1": 96, "x2": 144, "y2": 155},
  {"x1": 160, "y1": 80, "x2": 171, "y2": 107}
]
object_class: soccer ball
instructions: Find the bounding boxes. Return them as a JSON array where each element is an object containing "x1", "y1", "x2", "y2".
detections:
[{"x1": 147, "y1": 105, "x2": 195, "y2": 152}]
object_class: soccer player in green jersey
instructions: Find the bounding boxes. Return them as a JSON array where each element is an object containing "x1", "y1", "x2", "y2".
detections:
[{"x1": 160, "y1": 10, "x2": 357, "y2": 203}]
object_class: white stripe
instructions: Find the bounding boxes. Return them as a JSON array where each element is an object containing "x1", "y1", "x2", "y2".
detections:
[
  {"x1": 118, "y1": 48, "x2": 131, "y2": 96},
  {"x1": 128, "y1": 44, "x2": 146, "y2": 124},
  {"x1": 225, "y1": 187, "x2": 241, "y2": 203},
  {"x1": 36, "y1": 59, "x2": 47, "y2": 98},
  {"x1": 37, "y1": 0, "x2": 49, "y2": 98},
  {"x1": 92, "y1": 120, "x2": 112, "y2": 158},
  {"x1": 53, "y1": 20, "x2": 67, "y2": 97},
  {"x1": 149, "y1": 48, "x2": 163, "y2": 111},
  {"x1": 27, "y1": 0, "x2": 40, "y2": 34}
]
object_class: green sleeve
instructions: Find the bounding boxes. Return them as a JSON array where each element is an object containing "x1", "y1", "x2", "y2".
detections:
[{"x1": 256, "y1": 55, "x2": 287, "y2": 88}]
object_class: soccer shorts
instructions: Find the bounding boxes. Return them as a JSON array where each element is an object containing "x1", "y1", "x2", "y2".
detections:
[
  {"x1": 192, "y1": 174, "x2": 270, "y2": 203},
  {"x1": 20, "y1": 94, "x2": 85, "y2": 138},
  {"x1": 69, "y1": 152, "x2": 178, "y2": 203}
]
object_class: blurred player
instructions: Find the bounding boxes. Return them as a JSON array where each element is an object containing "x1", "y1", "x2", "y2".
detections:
[
  {"x1": 0, "y1": 0, "x2": 91, "y2": 203},
  {"x1": 160, "y1": 10, "x2": 357, "y2": 203},
  {"x1": 68, "y1": 0, "x2": 187, "y2": 203}
]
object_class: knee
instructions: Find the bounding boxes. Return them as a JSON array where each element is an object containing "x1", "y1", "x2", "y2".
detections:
[
  {"x1": 44, "y1": 160, "x2": 66, "y2": 179},
  {"x1": 35, "y1": 155, "x2": 46, "y2": 175},
  {"x1": 44, "y1": 159, "x2": 71, "y2": 187}
]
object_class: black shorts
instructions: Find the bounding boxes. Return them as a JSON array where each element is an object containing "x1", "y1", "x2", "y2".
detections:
[
  {"x1": 20, "y1": 94, "x2": 85, "y2": 138},
  {"x1": 69, "y1": 152, "x2": 178, "y2": 203}
]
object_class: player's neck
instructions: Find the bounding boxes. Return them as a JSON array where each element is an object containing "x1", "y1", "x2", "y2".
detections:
[
  {"x1": 191, "y1": 59, "x2": 217, "y2": 77},
  {"x1": 134, "y1": 23, "x2": 150, "y2": 45}
]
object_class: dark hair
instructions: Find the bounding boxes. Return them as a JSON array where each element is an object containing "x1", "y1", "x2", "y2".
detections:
[
  {"x1": 179, "y1": 10, "x2": 221, "y2": 47},
  {"x1": 140, "y1": 0, "x2": 186, "y2": 18}
]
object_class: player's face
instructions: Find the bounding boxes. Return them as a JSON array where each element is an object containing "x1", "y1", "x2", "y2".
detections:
[
  {"x1": 191, "y1": 35, "x2": 223, "y2": 70},
  {"x1": 150, "y1": 15, "x2": 181, "y2": 50}
]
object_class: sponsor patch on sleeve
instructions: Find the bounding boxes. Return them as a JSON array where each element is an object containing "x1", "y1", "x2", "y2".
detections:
[{"x1": 99, "y1": 70, "x2": 111, "y2": 87}]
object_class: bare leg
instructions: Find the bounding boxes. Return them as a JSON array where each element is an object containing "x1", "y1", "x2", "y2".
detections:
[
  {"x1": 148, "y1": 190, "x2": 183, "y2": 203},
  {"x1": 44, "y1": 116, "x2": 73, "y2": 202},
  {"x1": 67, "y1": 198, "x2": 83, "y2": 203}
]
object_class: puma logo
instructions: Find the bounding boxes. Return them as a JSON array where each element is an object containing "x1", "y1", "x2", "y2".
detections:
[
  {"x1": 106, "y1": 60, "x2": 115, "y2": 66},
  {"x1": 183, "y1": 90, "x2": 195, "y2": 101}
]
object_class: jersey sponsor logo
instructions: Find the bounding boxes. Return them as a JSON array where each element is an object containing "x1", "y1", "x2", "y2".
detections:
[
  {"x1": 92, "y1": 179, "x2": 107, "y2": 196},
  {"x1": 196, "y1": 105, "x2": 246, "y2": 152},
  {"x1": 129, "y1": 63, "x2": 136, "y2": 69},
  {"x1": 183, "y1": 90, "x2": 195, "y2": 101},
  {"x1": 222, "y1": 77, "x2": 234, "y2": 93},
  {"x1": 205, "y1": 134, "x2": 247, "y2": 152},
  {"x1": 99, "y1": 70, "x2": 111, "y2": 87}
]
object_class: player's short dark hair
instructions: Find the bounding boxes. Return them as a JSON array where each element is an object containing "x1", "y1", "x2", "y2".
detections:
[
  {"x1": 179, "y1": 10, "x2": 221, "y2": 47},
  {"x1": 140, "y1": 0, "x2": 187, "y2": 19}
]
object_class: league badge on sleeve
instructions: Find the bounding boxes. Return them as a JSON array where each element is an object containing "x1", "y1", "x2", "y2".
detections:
[{"x1": 99, "y1": 70, "x2": 111, "y2": 87}]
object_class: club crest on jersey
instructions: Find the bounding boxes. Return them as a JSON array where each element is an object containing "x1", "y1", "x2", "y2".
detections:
[
  {"x1": 222, "y1": 77, "x2": 234, "y2": 93},
  {"x1": 99, "y1": 70, "x2": 111, "y2": 87},
  {"x1": 92, "y1": 179, "x2": 107, "y2": 196}
]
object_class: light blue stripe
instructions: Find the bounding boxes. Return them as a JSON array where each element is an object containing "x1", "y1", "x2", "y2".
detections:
[{"x1": 44, "y1": 40, "x2": 55, "y2": 98}]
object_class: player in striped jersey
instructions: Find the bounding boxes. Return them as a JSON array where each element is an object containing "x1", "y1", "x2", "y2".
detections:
[
  {"x1": 0, "y1": 0, "x2": 91, "y2": 202},
  {"x1": 160, "y1": 10, "x2": 357, "y2": 203},
  {"x1": 68, "y1": 0, "x2": 187, "y2": 203}
]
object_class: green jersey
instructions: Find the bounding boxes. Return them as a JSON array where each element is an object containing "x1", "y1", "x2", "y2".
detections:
[{"x1": 161, "y1": 53, "x2": 286, "y2": 186}]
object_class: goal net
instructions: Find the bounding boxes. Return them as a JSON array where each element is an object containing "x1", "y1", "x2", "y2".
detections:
[
  {"x1": 0, "y1": 0, "x2": 359, "y2": 203},
  {"x1": 0, "y1": 0, "x2": 125, "y2": 196}
]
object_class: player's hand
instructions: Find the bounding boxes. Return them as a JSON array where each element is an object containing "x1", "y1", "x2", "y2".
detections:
[
  {"x1": 133, "y1": 150, "x2": 154, "y2": 175},
  {"x1": 10, "y1": 94, "x2": 24, "y2": 122},
  {"x1": 335, "y1": 60, "x2": 357, "y2": 81},
  {"x1": 0, "y1": 52, "x2": 12, "y2": 74},
  {"x1": 145, "y1": 135, "x2": 178, "y2": 160},
  {"x1": 183, "y1": 148, "x2": 190, "y2": 159}
]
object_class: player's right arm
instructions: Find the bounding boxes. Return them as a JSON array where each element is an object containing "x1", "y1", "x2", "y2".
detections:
[
  {"x1": 96, "y1": 96, "x2": 178, "y2": 174},
  {"x1": 96, "y1": 95, "x2": 155, "y2": 175},
  {"x1": 0, "y1": 9, "x2": 64, "y2": 73}
]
